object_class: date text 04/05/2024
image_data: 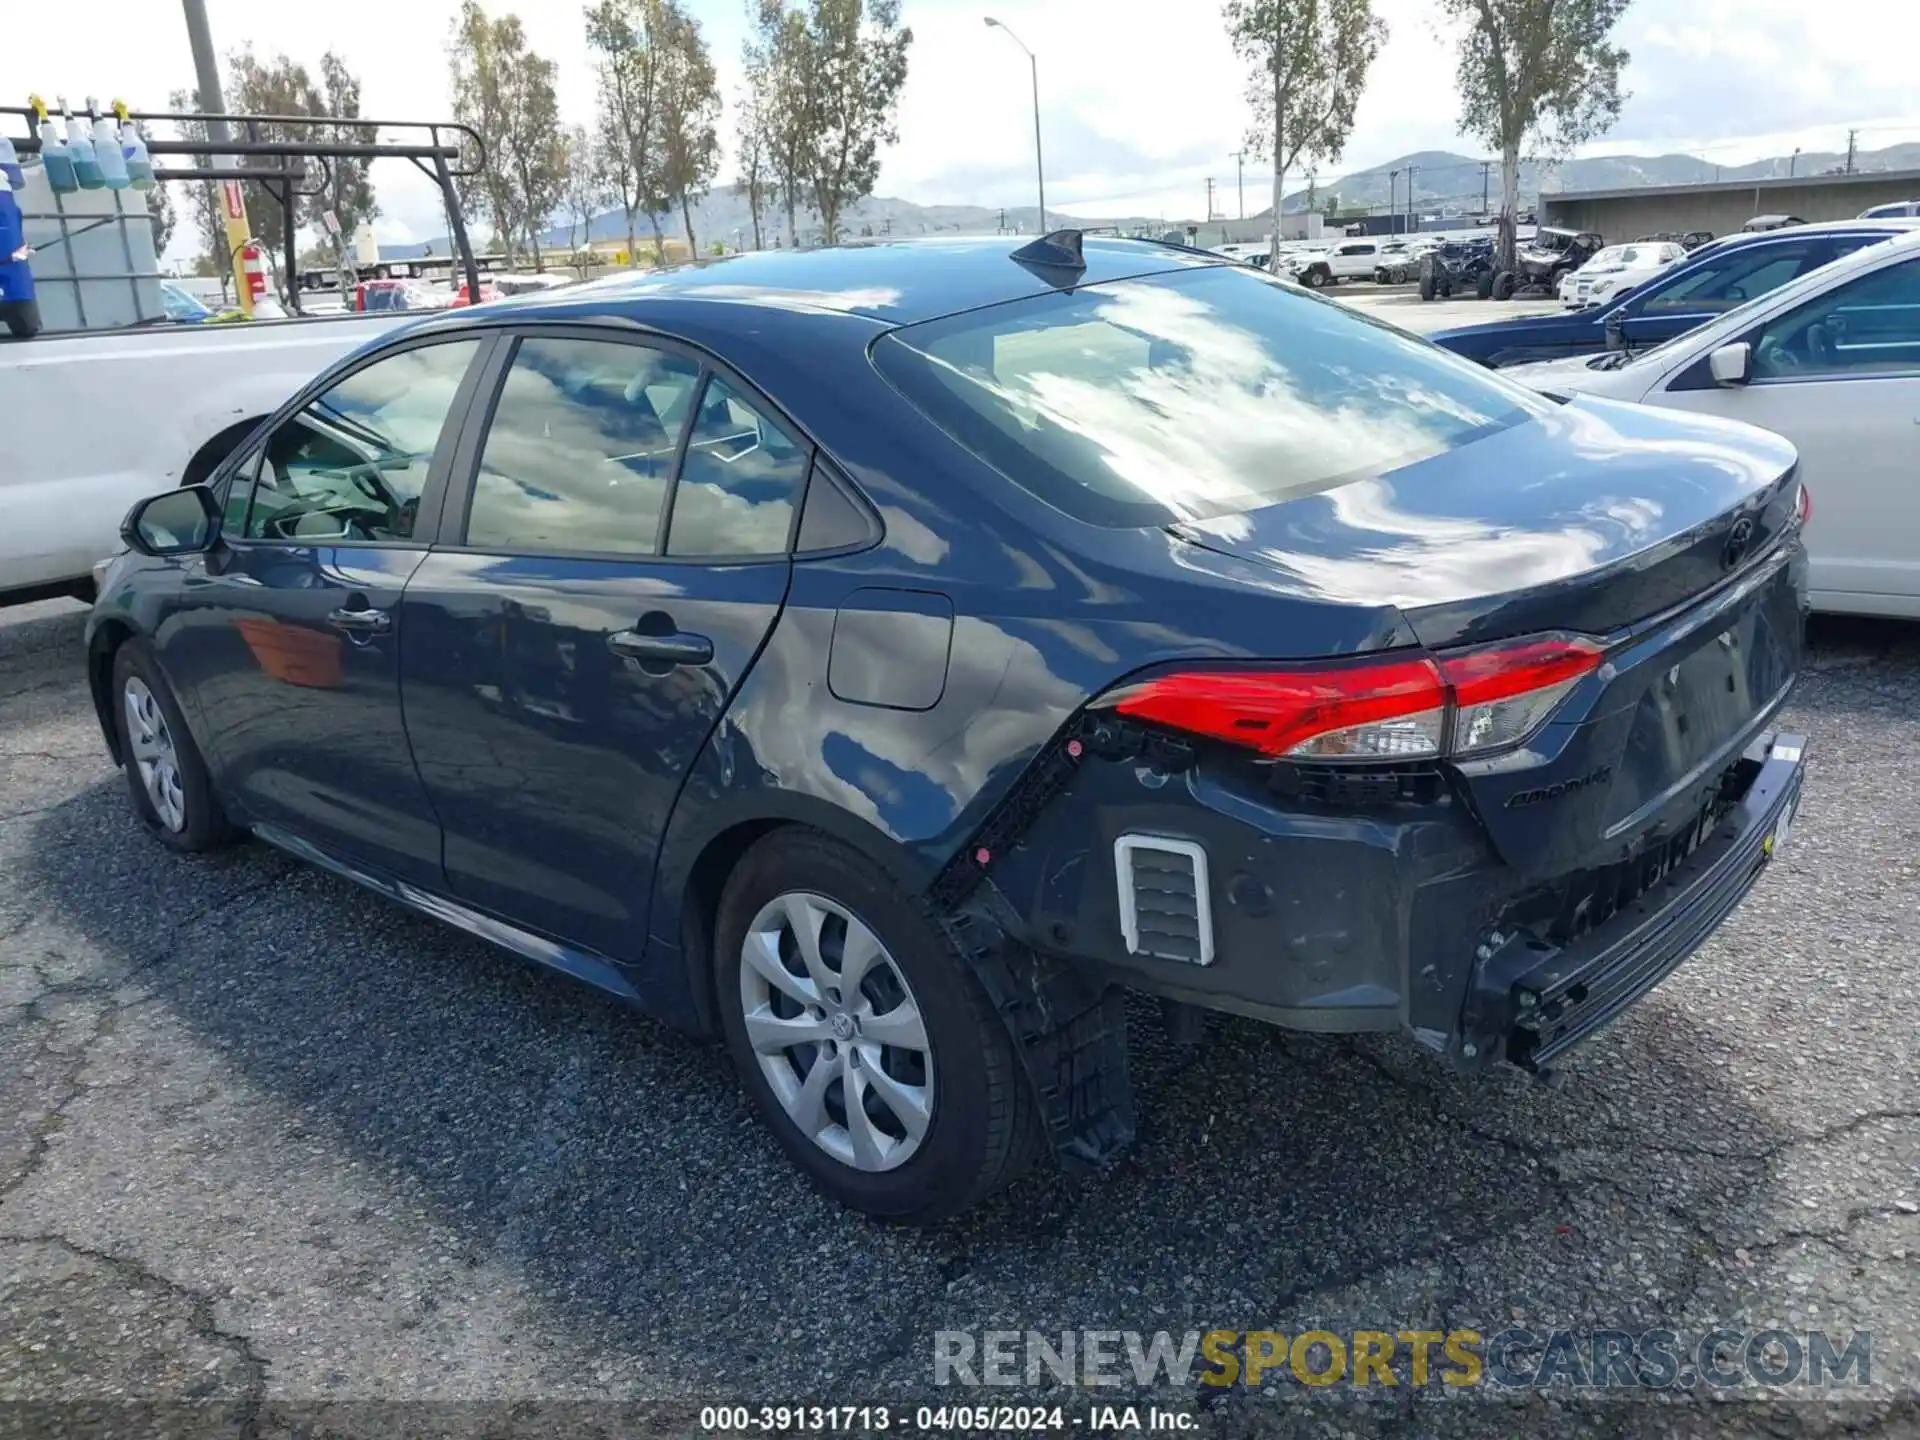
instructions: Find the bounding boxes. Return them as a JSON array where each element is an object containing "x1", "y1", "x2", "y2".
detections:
[{"x1": 698, "y1": 1405, "x2": 1196, "y2": 1432}]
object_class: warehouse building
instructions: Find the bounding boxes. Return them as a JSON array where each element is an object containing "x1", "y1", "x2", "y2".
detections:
[{"x1": 1540, "y1": 169, "x2": 1920, "y2": 240}]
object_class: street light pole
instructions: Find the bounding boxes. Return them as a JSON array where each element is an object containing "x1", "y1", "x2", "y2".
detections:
[
  {"x1": 985, "y1": 18, "x2": 1045, "y2": 233},
  {"x1": 1231, "y1": 150, "x2": 1246, "y2": 219}
]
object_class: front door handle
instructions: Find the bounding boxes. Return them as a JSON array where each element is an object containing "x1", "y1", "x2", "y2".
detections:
[
  {"x1": 607, "y1": 628, "x2": 714, "y2": 667},
  {"x1": 328, "y1": 606, "x2": 392, "y2": 636}
]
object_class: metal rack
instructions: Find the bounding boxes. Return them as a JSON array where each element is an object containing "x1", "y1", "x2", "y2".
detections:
[{"x1": 0, "y1": 105, "x2": 489, "y2": 318}]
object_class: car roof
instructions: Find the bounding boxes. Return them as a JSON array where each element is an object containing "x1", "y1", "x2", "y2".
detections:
[{"x1": 478, "y1": 235, "x2": 1232, "y2": 328}]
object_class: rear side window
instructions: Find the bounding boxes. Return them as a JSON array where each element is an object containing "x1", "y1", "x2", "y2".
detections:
[
  {"x1": 465, "y1": 337, "x2": 702, "y2": 555},
  {"x1": 666, "y1": 375, "x2": 810, "y2": 556},
  {"x1": 1640, "y1": 242, "x2": 1828, "y2": 314},
  {"x1": 873, "y1": 264, "x2": 1544, "y2": 528}
]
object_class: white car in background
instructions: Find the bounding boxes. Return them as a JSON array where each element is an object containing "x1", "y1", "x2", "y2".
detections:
[
  {"x1": 1559, "y1": 241, "x2": 1687, "y2": 307},
  {"x1": 1505, "y1": 229, "x2": 1920, "y2": 618}
]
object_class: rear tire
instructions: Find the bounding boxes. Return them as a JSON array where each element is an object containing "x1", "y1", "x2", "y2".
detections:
[
  {"x1": 1418, "y1": 273, "x2": 1437, "y2": 301},
  {"x1": 1492, "y1": 270, "x2": 1518, "y2": 301},
  {"x1": 715, "y1": 829, "x2": 1039, "y2": 1224},
  {"x1": 1475, "y1": 270, "x2": 1495, "y2": 300},
  {"x1": 111, "y1": 639, "x2": 241, "y2": 853}
]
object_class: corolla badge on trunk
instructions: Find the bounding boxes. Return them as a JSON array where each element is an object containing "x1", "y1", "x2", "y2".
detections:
[{"x1": 1504, "y1": 764, "x2": 1613, "y2": 808}]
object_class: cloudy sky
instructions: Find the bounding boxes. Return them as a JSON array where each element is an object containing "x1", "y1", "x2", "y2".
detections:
[{"x1": 6, "y1": 0, "x2": 1918, "y2": 257}]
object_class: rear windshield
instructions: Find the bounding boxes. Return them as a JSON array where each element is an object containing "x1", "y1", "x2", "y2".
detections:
[{"x1": 873, "y1": 264, "x2": 1545, "y2": 527}]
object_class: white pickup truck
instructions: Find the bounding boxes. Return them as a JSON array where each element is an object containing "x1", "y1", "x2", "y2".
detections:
[
  {"x1": 1, "y1": 312, "x2": 408, "y2": 607},
  {"x1": 1285, "y1": 239, "x2": 1387, "y2": 289}
]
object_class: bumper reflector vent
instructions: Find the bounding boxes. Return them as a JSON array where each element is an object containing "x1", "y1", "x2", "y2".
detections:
[{"x1": 1114, "y1": 835, "x2": 1214, "y2": 966}]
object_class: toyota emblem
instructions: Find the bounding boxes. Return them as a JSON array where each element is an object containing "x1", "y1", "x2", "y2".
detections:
[{"x1": 1721, "y1": 516, "x2": 1756, "y2": 571}]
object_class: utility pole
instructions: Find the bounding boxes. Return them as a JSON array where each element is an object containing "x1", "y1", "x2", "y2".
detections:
[
  {"x1": 1230, "y1": 150, "x2": 1246, "y2": 218},
  {"x1": 1404, "y1": 163, "x2": 1417, "y2": 235},
  {"x1": 181, "y1": 0, "x2": 258, "y2": 313},
  {"x1": 1846, "y1": 129, "x2": 1858, "y2": 174},
  {"x1": 1481, "y1": 160, "x2": 1491, "y2": 217},
  {"x1": 1205, "y1": 177, "x2": 1216, "y2": 221},
  {"x1": 1388, "y1": 168, "x2": 1400, "y2": 224}
]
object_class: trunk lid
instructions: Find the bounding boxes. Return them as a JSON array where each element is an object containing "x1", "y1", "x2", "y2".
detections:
[
  {"x1": 1172, "y1": 396, "x2": 1806, "y2": 876},
  {"x1": 1170, "y1": 395, "x2": 1800, "y2": 651}
]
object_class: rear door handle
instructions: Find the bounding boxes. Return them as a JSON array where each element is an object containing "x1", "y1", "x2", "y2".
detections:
[
  {"x1": 328, "y1": 606, "x2": 392, "y2": 635},
  {"x1": 607, "y1": 628, "x2": 714, "y2": 667}
]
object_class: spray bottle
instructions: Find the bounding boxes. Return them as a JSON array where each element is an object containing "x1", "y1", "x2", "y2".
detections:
[
  {"x1": 115, "y1": 101, "x2": 155, "y2": 190},
  {"x1": 31, "y1": 95, "x2": 77, "y2": 193},
  {"x1": 61, "y1": 98, "x2": 105, "y2": 189},
  {"x1": 88, "y1": 97, "x2": 130, "y2": 189}
]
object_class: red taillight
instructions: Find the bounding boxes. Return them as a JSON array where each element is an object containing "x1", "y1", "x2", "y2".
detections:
[{"x1": 1101, "y1": 635, "x2": 1604, "y2": 763}]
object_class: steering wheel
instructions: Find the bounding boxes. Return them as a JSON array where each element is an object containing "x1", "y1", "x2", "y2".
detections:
[{"x1": 1755, "y1": 335, "x2": 1800, "y2": 374}]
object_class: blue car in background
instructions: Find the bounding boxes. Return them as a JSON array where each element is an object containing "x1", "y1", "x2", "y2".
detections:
[
  {"x1": 1431, "y1": 219, "x2": 1920, "y2": 368},
  {"x1": 160, "y1": 280, "x2": 216, "y2": 324}
]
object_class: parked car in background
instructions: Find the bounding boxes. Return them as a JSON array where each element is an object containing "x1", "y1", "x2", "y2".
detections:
[
  {"x1": 1682, "y1": 231, "x2": 1716, "y2": 251},
  {"x1": 1430, "y1": 219, "x2": 1920, "y2": 367},
  {"x1": 353, "y1": 279, "x2": 447, "y2": 313},
  {"x1": 491, "y1": 272, "x2": 578, "y2": 298},
  {"x1": 1373, "y1": 238, "x2": 1439, "y2": 284},
  {"x1": 1859, "y1": 200, "x2": 1920, "y2": 219},
  {"x1": 1502, "y1": 228, "x2": 1920, "y2": 618},
  {"x1": 1743, "y1": 215, "x2": 1806, "y2": 233},
  {"x1": 86, "y1": 234, "x2": 1810, "y2": 1221},
  {"x1": 159, "y1": 280, "x2": 215, "y2": 325},
  {"x1": 1558, "y1": 241, "x2": 1686, "y2": 307},
  {"x1": 1288, "y1": 238, "x2": 1385, "y2": 288}
]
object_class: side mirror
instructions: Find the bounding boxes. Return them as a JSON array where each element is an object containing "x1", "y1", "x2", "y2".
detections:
[
  {"x1": 1708, "y1": 342, "x2": 1752, "y2": 387},
  {"x1": 121, "y1": 485, "x2": 221, "y2": 558}
]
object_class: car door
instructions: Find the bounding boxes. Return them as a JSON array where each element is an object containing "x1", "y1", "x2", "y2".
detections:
[
  {"x1": 1334, "y1": 241, "x2": 1376, "y2": 278},
  {"x1": 1657, "y1": 255, "x2": 1920, "y2": 611},
  {"x1": 398, "y1": 329, "x2": 809, "y2": 961},
  {"x1": 155, "y1": 334, "x2": 491, "y2": 885}
]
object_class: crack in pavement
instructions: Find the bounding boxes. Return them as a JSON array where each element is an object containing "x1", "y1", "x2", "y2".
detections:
[{"x1": 0, "y1": 1231, "x2": 269, "y2": 1428}]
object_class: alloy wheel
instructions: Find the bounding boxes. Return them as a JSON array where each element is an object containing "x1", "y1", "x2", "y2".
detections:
[
  {"x1": 738, "y1": 891, "x2": 935, "y2": 1172},
  {"x1": 124, "y1": 676, "x2": 187, "y2": 833}
]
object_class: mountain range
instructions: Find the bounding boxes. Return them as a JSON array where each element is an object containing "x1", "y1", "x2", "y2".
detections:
[{"x1": 377, "y1": 141, "x2": 1920, "y2": 260}]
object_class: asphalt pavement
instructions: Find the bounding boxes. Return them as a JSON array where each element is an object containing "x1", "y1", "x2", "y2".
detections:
[{"x1": 2, "y1": 593, "x2": 1916, "y2": 1438}]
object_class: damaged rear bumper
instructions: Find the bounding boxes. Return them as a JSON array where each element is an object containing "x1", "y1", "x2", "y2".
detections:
[{"x1": 1454, "y1": 730, "x2": 1806, "y2": 1074}]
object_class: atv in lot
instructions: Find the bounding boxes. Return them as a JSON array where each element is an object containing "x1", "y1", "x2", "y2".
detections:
[
  {"x1": 1417, "y1": 238, "x2": 1497, "y2": 300},
  {"x1": 1489, "y1": 228, "x2": 1604, "y2": 301}
]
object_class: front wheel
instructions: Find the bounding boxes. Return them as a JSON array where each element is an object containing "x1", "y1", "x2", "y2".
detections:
[
  {"x1": 111, "y1": 640, "x2": 242, "y2": 852},
  {"x1": 1418, "y1": 273, "x2": 1437, "y2": 301},
  {"x1": 715, "y1": 830, "x2": 1039, "y2": 1224},
  {"x1": 1491, "y1": 270, "x2": 1518, "y2": 301},
  {"x1": 1303, "y1": 268, "x2": 1329, "y2": 289}
]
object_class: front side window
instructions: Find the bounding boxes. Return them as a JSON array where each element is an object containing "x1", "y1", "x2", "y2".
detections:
[
  {"x1": 874, "y1": 263, "x2": 1546, "y2": 528},
  {"x1": 242, "y1": 339, "x2": 480, "y2": 543},
  {"x1": 1639, "y1": 242, "x2": 1828, "y2": 315},
  {"x1": 666, "y1": 375, "x2": 810, "y2": 556},
  {"x1": 465, "y1": 337, "x2": 702, "y2": 556},
  {"x1": 1751, "y1": 258, "x2": 1920, "y2": 380}
]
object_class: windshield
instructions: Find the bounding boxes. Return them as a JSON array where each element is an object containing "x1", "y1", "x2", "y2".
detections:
[{"x1": 873, "y1": 264, "x2": 1549, "y2": 528}]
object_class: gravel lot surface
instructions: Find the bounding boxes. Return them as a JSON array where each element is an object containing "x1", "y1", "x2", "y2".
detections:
[{"x1": 2, "y1": 589, "x2": 1916, "y2": 1438}]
